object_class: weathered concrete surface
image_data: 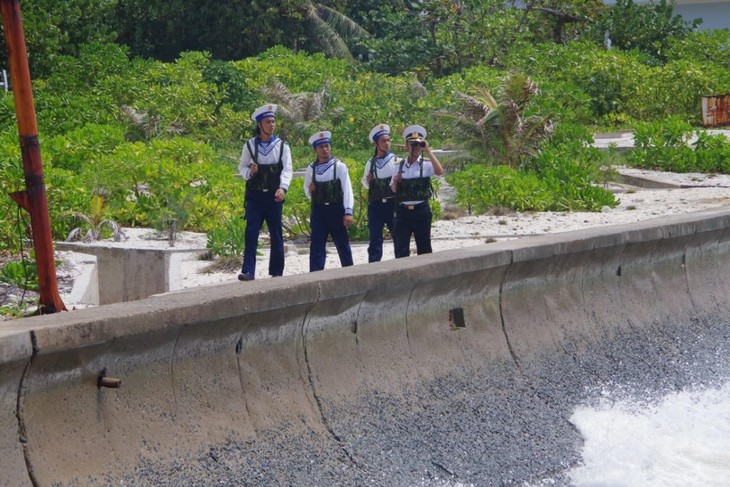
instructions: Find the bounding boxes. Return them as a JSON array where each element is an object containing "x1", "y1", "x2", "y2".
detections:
[
  {"x1": 0, "y1": 329, "x2": 33, "y2": 487},
  {"x1": 3, "y1": 209, "x2": 730, "y2": 485}
]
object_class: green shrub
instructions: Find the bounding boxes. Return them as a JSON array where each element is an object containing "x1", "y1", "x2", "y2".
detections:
[
  {"x1": 625, "y1": 60, "x2": 730, "y2": 122},
  {"x1": 694, "y1": 132, "x2": 730, "y2": 173},
  {"x1": 448, "y1": 165, "x2": 550, "y2": 213},
  {"x1": 448, "y1": 123, "x2": 618, "y2": 213},
  {"x1": 630, "y1": 117, "x2": 696, "y2": 170},
  {"x1": 666, "y1": 30, "x2": 730, "y2": 68},
  {"x1": 206, "y1": 216, "x2": 247, "y2": 258},
  {"x1": 0, "y1": 259, "x2": 39, "y2": 291},
  {"x1": 45, "y1": 123, "x2": 126, "y2": 173},
  {"x1": 506, "y1": 41, "x2": 647, "y2": 122},
  {"x1": 630, "y1": 117, "x2": 730, "y2": 173}
]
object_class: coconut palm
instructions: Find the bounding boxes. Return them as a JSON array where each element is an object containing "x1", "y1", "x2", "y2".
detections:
[
  {"x1": 65, "y1": 190, "x2": 125, "y2": 243},
  {"x1": 301, "y1": 2, "x2": 369, "y2": 60},
  {"x1": 437, "y1": 72, "x2": 554, "y2": 168},
  {"x1": 119, "y1": 105, "x2": 184, "y2": 141},
  {"x1": 260, "y1": 80, "x2": 343, "y2": 145}
]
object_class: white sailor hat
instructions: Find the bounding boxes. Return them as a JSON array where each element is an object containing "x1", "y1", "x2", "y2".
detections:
[
  {"x1": 403, "y1": 124, "x2": 427, "y2": 142},
  {"x1": 251, "y1": 103, "x2": 277, "y2": 122},
  {"x1": 369, "y1": 123, "x2": 390, "y2": 143},
  {"x1": 309, "y1": 130, "x2": 332, "y2": 148}
]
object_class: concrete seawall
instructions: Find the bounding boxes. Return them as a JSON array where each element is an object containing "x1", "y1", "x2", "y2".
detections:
[{"x1": 2, "y1": 209, "x2": 730, "y2": 485}]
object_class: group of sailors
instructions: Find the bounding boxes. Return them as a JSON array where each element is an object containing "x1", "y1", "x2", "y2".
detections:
[{"x1": 237, "y1": 103, "x2": 443, "y2": 281}]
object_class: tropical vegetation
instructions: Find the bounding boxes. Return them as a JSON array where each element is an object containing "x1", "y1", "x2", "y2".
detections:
[{"x1": 0, "y1": 0, "x2": 728, "y2": 265}]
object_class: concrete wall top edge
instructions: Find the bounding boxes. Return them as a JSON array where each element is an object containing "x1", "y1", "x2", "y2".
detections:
[
  {"x1": 55, "y1": 241, "x2": 205, "y2": 255},
  {"x1": 507, "y1": 209, "x2": 730, "y2": 262},
  {"x1": 314, "y1": 246, "x2": 513, "y2": 298},
  {"x1": 16, "y1": 277, "x2": 321, "y2": 355},
  {"x1": 0, "y1": 329, "x2": 33, "y2": 363}
]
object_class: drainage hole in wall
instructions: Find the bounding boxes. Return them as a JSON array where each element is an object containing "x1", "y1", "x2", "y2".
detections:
[{"x1": 449, "y1": 308, "x2": 466, "y2": 330}]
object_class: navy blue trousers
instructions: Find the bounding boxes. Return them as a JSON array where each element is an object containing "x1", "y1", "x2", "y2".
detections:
[
  {"x1": 367, "y1": 198, "x2": 395, "y2": 262},
  {"x1": 309, "y1": 203, "x2": 353, "y2": 272},
  {"x1": 241, "y1": 190, "x2": 284, "y2": 277},
  {"x1": 393, "y1": 202, "x2": 432, "y2": 258}
]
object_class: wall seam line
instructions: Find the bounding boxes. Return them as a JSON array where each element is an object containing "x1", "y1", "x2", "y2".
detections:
[
  {"x1": 499, "y1": 254, "x2": 521, "y2": 370},
  {"x1": 301, "y1": 283, "x2": 363, "y2": 470},
  {"x1": 17, "y1": 330, "x2": 39, "y2": 487}
]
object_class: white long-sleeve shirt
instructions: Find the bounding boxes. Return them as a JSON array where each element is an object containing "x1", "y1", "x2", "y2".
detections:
[
  {"x1": 304, "y1": 158, "x2": 355, "y2": 215},
  {"x1": 390, "y1": 156, "x2": 436, "y2": 205},
  {"x1": 361, "y1": 152, "x2": 400, "y2": 189},
  {"x1": 238, "y1": 136, "x2": 293, "y2": 191}
]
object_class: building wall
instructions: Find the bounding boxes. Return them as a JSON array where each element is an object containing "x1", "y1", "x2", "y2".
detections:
[
  {"x1": 603, "y1": 0, "x2": 730, "y2": 31},
  {"x1": 675, "y1": 3, "x2": 730, "y2": 31}
]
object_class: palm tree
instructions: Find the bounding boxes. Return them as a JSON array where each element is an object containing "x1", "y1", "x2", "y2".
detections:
[
  {"x1": 119, "y1": 105, "x2": 184, "y2": 141},
  {"x1": 301, "y1": 2, "x2": 369, "y2": 60},
  {"x1": 437, "y1": 72, "x2": 554, "y2": 168},
  {"x1": 66, "y1": 189, "x2": 125, "y2": 242},
  {"x1": 260, "y1": 80, "x2": 343, "y2": 145}
]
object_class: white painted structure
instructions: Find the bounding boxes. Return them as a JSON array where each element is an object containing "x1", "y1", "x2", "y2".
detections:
[{"x1": 604, "y1": 0, "x2": 730, "y2": 31}]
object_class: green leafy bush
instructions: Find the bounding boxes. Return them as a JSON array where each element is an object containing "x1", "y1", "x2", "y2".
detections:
[
  {"x1": 666, "y1": 30, "x2": 730, "y2": 68},
  {"x1": 0, "y1": 259, "x2": 39, "y2": 291},
  {"x1": 507, "y1": 41, "x2": 648, "y2": 124},
  {"x1": 206, "y1": 216, "x2": 246, "y2": 258},
  {"x1": 630, "y1": 117, "x2": 730, "y2": 173},
  {"x1": 594, "y1": 0, "x2": 700, "y2": 64},
  {"x1": 45, "y1": 123, "x2": 126, "y2": 173},
  {"x1": 624, "y1": 59, "x2": 730, "y2": 122},
  {"x1": 448, "y1": 124, "x2": 618, "y2": 213},
  {"x1": 448, "y1": 165, "x2": 551, "y2": 213}
]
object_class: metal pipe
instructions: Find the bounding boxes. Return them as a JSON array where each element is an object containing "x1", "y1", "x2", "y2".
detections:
[{"x1": 1, "y1": 0, "x2": 65, "y2": 313}]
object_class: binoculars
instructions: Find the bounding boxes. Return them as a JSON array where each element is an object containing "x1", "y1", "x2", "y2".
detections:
[{"x1": 409, "y1": 141, "x2": 426, "y2": 148}]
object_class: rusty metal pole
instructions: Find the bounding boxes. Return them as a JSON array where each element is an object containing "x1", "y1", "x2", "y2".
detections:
[{"x1": 1, "y1": 0, "x2": 65, "y2": 313}]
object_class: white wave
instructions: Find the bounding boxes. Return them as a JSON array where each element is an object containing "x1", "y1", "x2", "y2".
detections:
[{"x1": 569, "y1": 382, "x2": 730, "y2": 487}]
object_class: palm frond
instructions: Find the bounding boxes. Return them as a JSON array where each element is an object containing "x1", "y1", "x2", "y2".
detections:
[
  {"x1": 261, "y1": 81, "x2": 292, "y2": 103},
  {"x1": 305, "y1": 5, "x2": 354, "y2": 60},
  {"x1": 302, "y1": 2, "x2": 369, "y2": 60},
  {"x1": 438, "y1": 72, "x2": 553, "y2": 168},
  {"x1": 315, "y1": 4, "x2": 369, "y2": 38}
]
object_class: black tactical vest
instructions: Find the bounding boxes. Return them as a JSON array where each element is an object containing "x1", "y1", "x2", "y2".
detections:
[
  {"x1": 245, "y1": 139, "x2": 285, "y2": 193},
  {"x1": 396, "y1": 158, "x2": 433, "y2": 202},
  {"x1": 311, "y1": 160, "x2": 344, "y2": 205},
  {"x1": 368, "y1": 156, "x2": 396, "y2": 203}
]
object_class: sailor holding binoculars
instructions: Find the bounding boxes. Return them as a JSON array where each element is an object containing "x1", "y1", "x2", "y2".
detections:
[{"x1": 390, "y1": 125, "x2": 443, "y2": 258}]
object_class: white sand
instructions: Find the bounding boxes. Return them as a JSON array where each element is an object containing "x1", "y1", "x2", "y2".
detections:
[{"x1": 56, "y1": 169, "x2": 730, "y2": 306}]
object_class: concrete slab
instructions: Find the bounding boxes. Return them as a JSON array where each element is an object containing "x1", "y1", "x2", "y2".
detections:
[{"x1": 55, "y1": 242, "x2": 207, "y2": 305}]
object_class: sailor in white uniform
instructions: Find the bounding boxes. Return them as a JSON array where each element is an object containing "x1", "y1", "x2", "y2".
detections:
[
  {"x1": 390, "y1": 124, "x2": 443, "y2": 258},
  {"x1": 304, "y1": 130, "x2": 354, "y2": 272},
  {"x1": 361, "y1": 123, "x2": 401, "y2": 262},
  {"x1": 237, "y1": 103, "x2": 293, "y2": 280}
]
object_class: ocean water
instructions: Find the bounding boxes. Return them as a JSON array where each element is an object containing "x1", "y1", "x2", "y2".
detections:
[{"x1": 568, "y1": 382, "x2": 730, "y2": 487}]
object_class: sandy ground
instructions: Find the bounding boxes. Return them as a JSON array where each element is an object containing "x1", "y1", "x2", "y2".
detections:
[{"x1": 39, "y1": 168, "x2": 730, "y2": 308}]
